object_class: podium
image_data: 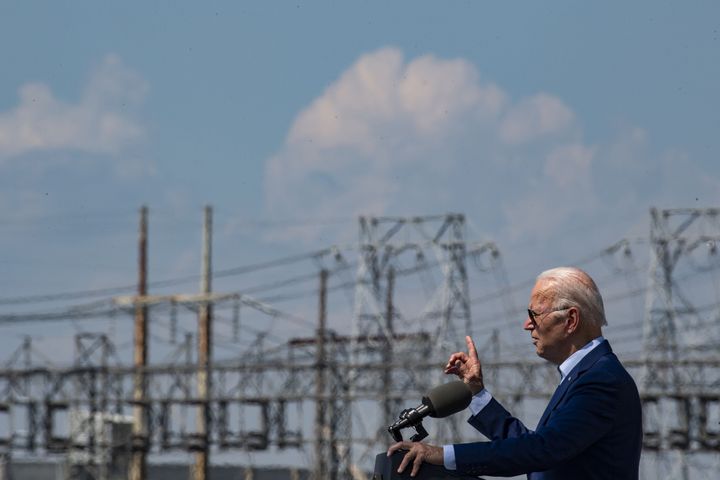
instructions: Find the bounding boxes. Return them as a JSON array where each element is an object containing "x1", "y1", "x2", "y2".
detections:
[{"x1": 372, "y1": 452, "x2": 482, "y2": 479}]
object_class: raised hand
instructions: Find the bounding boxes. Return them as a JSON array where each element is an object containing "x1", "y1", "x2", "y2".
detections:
[{"x1": 444, "y1": 335, "x2": 484, "y2": 394}]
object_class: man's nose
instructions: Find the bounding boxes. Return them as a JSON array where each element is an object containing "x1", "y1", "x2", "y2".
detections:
[{"x1": 523, "y1": 317, "x2": 534, "y2": 330}]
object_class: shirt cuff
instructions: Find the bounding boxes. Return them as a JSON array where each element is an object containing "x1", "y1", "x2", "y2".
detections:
[
  {"x1": 468, "y1": 388, "x2": 492, "y2": 416},
  {"x1": 445, "y1": 390, "x2": 491, "y2": 471},
  {"x1": 443, "y1": 444, "x2": 456, "y2": 470}
]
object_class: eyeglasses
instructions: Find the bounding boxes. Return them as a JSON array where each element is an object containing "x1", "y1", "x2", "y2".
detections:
[{"x1": 527, "y1": 306, "x2": 570, "y2": 323}]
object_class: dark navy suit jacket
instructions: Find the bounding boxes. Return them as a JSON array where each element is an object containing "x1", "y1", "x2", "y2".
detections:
[{"x1": 453, "y1": 340, "x2": 642, "y2": 479}]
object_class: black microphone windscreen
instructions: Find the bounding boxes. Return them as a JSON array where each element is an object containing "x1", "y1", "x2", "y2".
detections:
[{"x1": 424, "y1": 381, "x2": 472, "y2": 418}]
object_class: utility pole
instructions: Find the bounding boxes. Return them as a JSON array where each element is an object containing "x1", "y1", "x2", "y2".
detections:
[
  {"x1": 193, "y1": 206, "x2": 213, "y2": 480},
  {"x1": 130, "y1": 205, "x2": 148, "y2": 480},
  {"x1": 314, "y1": 269, "x2": 328, "y2": 480},
  {"x1": 382, "y1": 266, "x2": 395, "y2": 430}
]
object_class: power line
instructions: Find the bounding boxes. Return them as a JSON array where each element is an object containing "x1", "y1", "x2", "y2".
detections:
[{"x1": 0, "y1": 247, "x2": 340, "y2": 306}]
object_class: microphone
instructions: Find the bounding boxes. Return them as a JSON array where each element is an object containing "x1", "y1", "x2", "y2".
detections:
[{"x1": 388, "y1": 381, "x2": 472, "y2": 441}]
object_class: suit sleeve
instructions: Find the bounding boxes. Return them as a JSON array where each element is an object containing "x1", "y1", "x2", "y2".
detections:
[
  {"x1": 468, "y1": 397, "x2": 534, "y2": 441},
  {"x1": 454, "y1": 369, "x2": 619, "y2": 477}
]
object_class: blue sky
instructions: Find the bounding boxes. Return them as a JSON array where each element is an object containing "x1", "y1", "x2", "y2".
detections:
[{"x1": 0, "y1": 1, "x2": 719, "y2": 356}]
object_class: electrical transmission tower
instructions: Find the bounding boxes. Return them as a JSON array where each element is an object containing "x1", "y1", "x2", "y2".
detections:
[
  {"x1": 353, "y1": 214, "x2": 472, "y2": 354},
  {"x1": 641, "y1": 207, "x2": 720, "y2": 480},
  {"x1": 346, "y1": 214, "x2": 507, "y2": 474}
]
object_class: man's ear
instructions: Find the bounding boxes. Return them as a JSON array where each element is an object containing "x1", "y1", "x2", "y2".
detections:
[{"x1": 565, "y1": 307, "x2": 580, "y2": 334}]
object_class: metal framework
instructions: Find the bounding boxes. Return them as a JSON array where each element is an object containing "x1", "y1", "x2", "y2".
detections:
[
  {"x1": 0, "y1": 208, "x2": 719, "y2": 480},
  {"x1": 348, "y1": 214, "x2": 510, "y2": 473},
  {"x1": 0, "y1": 354, "x2": 717, "y2": 477},
  {"x1": 641, "y1": 207, "x2": 720, "y2": 479}
]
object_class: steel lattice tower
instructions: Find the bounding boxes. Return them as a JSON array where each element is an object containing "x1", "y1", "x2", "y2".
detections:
[
  {"x1": 348, "y1": 214, "x2": 476, "y2": 473},
  {"x1": 641, "y1": 207, "x2": 720, "y2": 480},
  {"x1": 642, "y1": 208, "x2": 720, "y2": 388}
]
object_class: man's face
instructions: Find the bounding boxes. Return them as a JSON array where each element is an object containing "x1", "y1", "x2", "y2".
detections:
[{"x1": 524, "y1": 280, "x2": 570, "y2": 364}]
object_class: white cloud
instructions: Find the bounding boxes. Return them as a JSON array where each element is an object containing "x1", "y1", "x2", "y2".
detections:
[
  {"x1": 265, "y1": 47, "x2": 589, "y2": 241},
  {"x1": 286, "y1": 48, "x2": 506, "y2": 159},
  {"x1": 263, "y1": 47, "x2": 717, "y2": 246},
  {"x1": 0, "y1": 54, "x2": 147, "y2": 161},
  {"x1": 499, "y1": 93, "x2": 574, "y2": 144}
]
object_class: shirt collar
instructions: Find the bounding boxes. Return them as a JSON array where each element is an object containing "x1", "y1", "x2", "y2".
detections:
[{"x1": 558, "y1": 336, "x2": 605, "y2": 382}]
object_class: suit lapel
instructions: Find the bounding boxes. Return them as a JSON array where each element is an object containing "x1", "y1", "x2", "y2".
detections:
[
  {"x1": 537, "y1": 375, "x2": 572, "y2": 427},
  {"x1": 537, "y1": 340, "x2": 612, "y2": 427}
]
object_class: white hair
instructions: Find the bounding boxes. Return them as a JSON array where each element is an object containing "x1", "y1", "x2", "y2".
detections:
[{"x1": 537, "y1": 266, "x2": 607, "y2": 327}]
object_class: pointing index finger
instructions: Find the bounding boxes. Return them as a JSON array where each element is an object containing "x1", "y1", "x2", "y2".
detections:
[{"x1": 465, "y1": 335, "x2": 478, "y2": 359}]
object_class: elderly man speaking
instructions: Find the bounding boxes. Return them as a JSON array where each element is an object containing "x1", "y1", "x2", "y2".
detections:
[{"x1": 388, "y1": 267, "x2": 642, "y2": 479}]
